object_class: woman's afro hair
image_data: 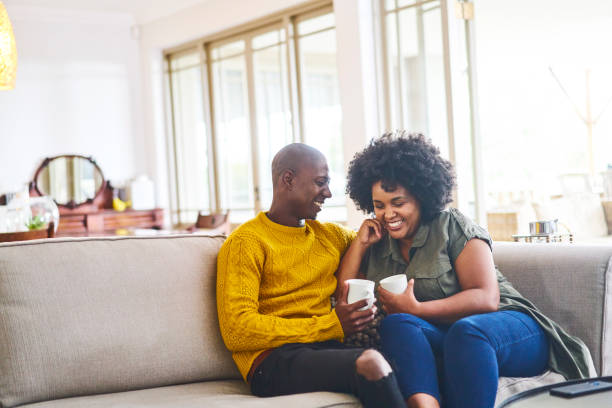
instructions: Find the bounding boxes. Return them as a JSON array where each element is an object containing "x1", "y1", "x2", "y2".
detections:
[{"x1": 346, "y1": 131, "x2": 455, "y2": 223}]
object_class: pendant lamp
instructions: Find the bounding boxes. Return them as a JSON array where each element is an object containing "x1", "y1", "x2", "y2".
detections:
[{"x1": 0, "y1": 1, "x2": 17, "y2": 90}]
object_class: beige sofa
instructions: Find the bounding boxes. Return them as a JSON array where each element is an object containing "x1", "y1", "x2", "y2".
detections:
[{"x1": 0, "y1": 236, "x2": 609, "y2": 407}]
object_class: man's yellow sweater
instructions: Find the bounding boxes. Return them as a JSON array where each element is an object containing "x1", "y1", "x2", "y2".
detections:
[{"x1": 216, "y1": 212, "x2": 356, "y2": 381}]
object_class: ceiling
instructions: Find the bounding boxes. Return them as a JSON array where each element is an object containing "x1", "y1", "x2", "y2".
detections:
[{"x1": 3, "y1": 0, "x2": 212, "y2": 24}]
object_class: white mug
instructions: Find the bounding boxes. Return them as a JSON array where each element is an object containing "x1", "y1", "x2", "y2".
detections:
[
  {"x1": 379, "y1": 274, "x2": 408, "y2": 294},
  {"x1": 346, "y1": 279, "x2": 375, "y2": 311}
]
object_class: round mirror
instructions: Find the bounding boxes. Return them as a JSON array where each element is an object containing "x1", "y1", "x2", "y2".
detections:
[{"x1": 34, "y1": 155, "x2": 105, "y2": 208}]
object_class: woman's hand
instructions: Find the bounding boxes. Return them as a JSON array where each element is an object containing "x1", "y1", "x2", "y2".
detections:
[
  {"x1": 356, "y1": 218, "x2": 385, "y2": 249},
  {"x1": 334, "y1": 219, "x2": 384, "y2": 299},
  {"x1": 377, "y1": 279, "x2": 421, "y2": 315}
]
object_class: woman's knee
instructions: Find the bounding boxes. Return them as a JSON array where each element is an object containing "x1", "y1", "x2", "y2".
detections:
[
  {"x1": 355, "y1": 349, "x2": 392, "y2": 381},
  {"x1": 444, "y1": 315, "x2": 490, "y2": 352}
]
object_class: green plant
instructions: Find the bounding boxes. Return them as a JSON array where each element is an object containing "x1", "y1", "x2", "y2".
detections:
[{"x1": 26, "y1": 215, "x2": 45, "y2": 230}]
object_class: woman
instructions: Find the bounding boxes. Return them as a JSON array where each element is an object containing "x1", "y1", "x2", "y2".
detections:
[{"x1": 337, "y1": 132, "x2": 592, "y2": 408}]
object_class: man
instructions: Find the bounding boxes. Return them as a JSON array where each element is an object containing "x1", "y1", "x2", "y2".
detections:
[{"x1": 217, "y1": 143, "x2": 405, "y2": 407}]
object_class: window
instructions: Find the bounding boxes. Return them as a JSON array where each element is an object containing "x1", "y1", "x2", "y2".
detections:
[
  {"x1": 166, "y1": 50, "x2": 211, "y2": 225},
  {"x1": 165, "y1": 5, "x2": 343, "y2": 225},
  {"x1": 210, "y1": 40, "x2": 254, "y2": 223},
  {"x1": 377, "y1": 0, "x2": 482, "y2": 221},
  {"x1": 381, "y1": 0, "x2": 448, "y2": 156},
  {"x1": 251, "y1": 28, "x2": 293, "y2": 211},
  {"x1": 296, "y1": 11, "x2": 345, "y2": 221},
  {"x1": 475, "y1": 0, "x2": 612, "y2": 207}
]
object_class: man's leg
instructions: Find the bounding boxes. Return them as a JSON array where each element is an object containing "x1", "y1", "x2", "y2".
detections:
[
  {"x1": 380, "y1": 313, "x2": 446, "y2": 405},
  {"x1": 250, "y1": 340, "x2": 404, "y2": 407},
  {"x1": 353, "y1": 349, "x2": 407, "y2": 408},
  {"x1": 443, "y1": 311, "x2": 549, "y2": 408}
]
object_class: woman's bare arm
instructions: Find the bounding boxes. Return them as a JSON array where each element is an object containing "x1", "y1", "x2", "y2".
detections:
[{"x1": 378, "y1": 238, "x2": 499, "y2": 323}]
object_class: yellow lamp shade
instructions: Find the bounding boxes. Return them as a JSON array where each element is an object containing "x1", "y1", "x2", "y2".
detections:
[{"x1": 0, "y1": 1, "x2": 17, "y2": 90}]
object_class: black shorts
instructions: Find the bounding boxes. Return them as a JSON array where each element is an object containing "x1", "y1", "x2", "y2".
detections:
[{"x1": 250, "y1": 340, "x2": 365, "y2": 397}]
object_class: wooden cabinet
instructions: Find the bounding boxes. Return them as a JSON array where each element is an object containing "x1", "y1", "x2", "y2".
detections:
[
  {"x1": 29, "y1": 179, "x2": 163, "y2": 237},
  {"x1": 56, "y1": 208, "x2": 164, "y2": 236},
  {"x1": 486, "y1": 211, "x2": 520, "y2": 242},
  {"x1": 25, "y1": 156, "x2": 165, "y2": 237}
]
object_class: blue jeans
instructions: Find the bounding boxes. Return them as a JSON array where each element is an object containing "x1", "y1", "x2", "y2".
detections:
[{"x1": 380, "y1": 311, "x2": 549, "y2": 408}]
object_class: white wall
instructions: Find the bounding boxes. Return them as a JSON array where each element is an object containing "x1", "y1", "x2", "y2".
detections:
[
  {"x1": 138, "y1": 0, "x2": 378, "y2": 228},
  {"x1": 0, "y1": 5, "x2": 145, "y2": 192}
]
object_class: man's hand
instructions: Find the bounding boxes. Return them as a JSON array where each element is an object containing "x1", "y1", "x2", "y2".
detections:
[
  {"x1": 335, "y1": 281, "x2": 377, "y2": 336},
  {"x1": 355, "y1": 218, "x2": 385, "y2": 248},
  {"x1": 378, "y1": 278, "x2": 421, "y2": 315}
]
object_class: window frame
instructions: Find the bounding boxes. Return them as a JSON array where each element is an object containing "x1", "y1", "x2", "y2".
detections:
[
  {"x1": 164, "y1": 1, "x2": 342, "y2": 226},
  {"x1": 375, "y1": 0, "x2": 485, "y2": 223}
]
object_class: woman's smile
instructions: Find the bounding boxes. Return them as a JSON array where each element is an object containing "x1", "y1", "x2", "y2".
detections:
[{"x1": 386, "y1": 219, "x2": 404, "y2": 230}]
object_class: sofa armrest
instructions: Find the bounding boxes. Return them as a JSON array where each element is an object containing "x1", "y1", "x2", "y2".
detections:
[{"x1": 492, "y1": 242, "x2": 612, "y2": 376}]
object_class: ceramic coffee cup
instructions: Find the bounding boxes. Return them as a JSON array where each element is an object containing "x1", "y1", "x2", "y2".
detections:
[
  {"x1": 346, "y1": 279, "x2": 375, "y2": 311},
  {"x1": 379, "y1": 274, "x2": 408, "y2": 294}
]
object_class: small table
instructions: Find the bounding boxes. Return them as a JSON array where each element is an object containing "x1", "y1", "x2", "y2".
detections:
[
  {"x1": 512, "y1": 233, "x2": 573, "y2": 243},
  {"x1": 498, "y1": 377, "x2": 612, "y2": 407}
]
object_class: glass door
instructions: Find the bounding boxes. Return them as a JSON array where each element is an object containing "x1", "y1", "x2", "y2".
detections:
[
  {"x1": 380, "y1": 0, "x2": 482, "y2": 222},
  {"x1": 210, "y1": 40, "x2": 255, "y2": 223}
]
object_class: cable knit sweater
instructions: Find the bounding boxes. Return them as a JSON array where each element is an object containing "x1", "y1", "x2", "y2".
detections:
[{"x1": 216, "y1": 211, "x2": 356, "y2": 381}]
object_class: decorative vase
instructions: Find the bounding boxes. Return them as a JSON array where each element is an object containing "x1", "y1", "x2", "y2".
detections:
[{"x1": 29, "y1": 196, "x2": 60, "y2": 233}]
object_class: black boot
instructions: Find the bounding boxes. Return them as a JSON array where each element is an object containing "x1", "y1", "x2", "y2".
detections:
[{"x1": 355, "y1": 372, "x2": 405, "y2": 408}]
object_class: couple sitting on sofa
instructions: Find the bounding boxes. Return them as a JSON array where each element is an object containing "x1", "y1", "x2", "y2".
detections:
[{"x1": 216, "y1": 132, "x2": 591, "y2": 408}]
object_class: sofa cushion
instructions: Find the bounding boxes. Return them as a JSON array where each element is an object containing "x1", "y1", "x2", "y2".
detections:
[
  {"x1": 0, "y1": 235, "x2": 240, "y2": 408},
  {"x1": 19, "y1": 381, "x2": 361, "y2": 408},
  {"x1": 19, "y1": 375, "x2": 567, "y2": 408}
]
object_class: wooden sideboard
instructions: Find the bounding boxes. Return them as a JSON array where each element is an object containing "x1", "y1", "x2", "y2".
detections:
[
  {"x1": 27, "y1": 180, "x2": 164, "y2": 237},
  {"x1": 56, "y1": 208, "x2": 164, "y2": 237}
]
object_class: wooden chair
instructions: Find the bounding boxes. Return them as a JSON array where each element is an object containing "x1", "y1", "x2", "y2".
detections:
[
  {"x1": 186, "y1": 211, "x2": 231, "y2": 235},
  {"x1": 0, "y1": 222, "x2": 55, "y2": 243}
]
